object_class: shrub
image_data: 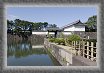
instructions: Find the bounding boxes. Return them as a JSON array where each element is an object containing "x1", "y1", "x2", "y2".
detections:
[
  {"x1": 65, "y1": 38, "x2": 72, "y2": 46},
  {"x1": 83, "y1": 39, "x2": 97, "y2": 43},
  {"x1": 67, "y1": 34, "x2": 81, "y2": 45},
  {"x1": 49, "y1": 38, "x2": 56, "y2": 42},
  {"x1": 55, "y1": 38, "x2": 65, "y2": 45},
  {"x1": 60, "y1": 32, "x2": 64, "y2": 38}
]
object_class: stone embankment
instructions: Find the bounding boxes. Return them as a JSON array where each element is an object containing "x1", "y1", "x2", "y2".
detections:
[{"x1": 44, "y1": 38, "x2": 97, "y2": 66}]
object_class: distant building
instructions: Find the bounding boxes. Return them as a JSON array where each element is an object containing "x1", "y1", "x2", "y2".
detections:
[{"x1": 62, "y1": 20, "x2": 85, "y2": 32}]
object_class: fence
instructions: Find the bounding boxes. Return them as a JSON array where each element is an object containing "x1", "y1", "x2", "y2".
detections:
[{"x1": 71, "y1": 40, "x2": 97, "y2": 62}]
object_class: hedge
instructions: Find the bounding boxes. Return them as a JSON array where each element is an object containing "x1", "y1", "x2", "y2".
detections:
[
  {"x1": 66, "y1": 34, "x2": 81, "y2": 45},
  {"x1": 49, "y1": 38, "x2": 56, "y2": 42},
  {"x1": 55, "y1": 38, "x2": 65, "y2": 45}
]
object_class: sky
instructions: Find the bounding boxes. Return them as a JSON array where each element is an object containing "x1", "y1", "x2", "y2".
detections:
[{"x1": 7, "y1": 7, "x2": 97, "y2": 28}]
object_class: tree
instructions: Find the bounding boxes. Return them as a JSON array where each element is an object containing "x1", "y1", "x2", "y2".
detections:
[
  {"x1": 53, "y1": 24, "x2": 57, "y2": 27},
  {"x1": 86, "y1": 15, "x2": 97, "y2": 26},
  {"x1": 85, "y1": 15, "x2": 97, "y2": 32},
  {"x1": 7, "y1": 19, "x2": 51, "y2": 33},
  {"x1": 66, "y1": 34, "x2": 81, "y2": 46},
  {"x1": 7, "y1": 20, "x2": 16, "y2": 34},
  {"x1": 43, "y1": 22, "x2": 48, "y2": 30},
  {"x1": 48, "y1": 24, "x2": 57, "y2": 28},
  {"x1": 7, "y1": 20, "x2": 14, "y2": 29}
]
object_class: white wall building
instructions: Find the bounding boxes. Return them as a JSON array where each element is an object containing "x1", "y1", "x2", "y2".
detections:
[
  {"x1": 32, "y1": 20, "x2": 85, "y2": 36},
  {"x1": 62, "y1": 20, "x2": 85, "y2": 32}
]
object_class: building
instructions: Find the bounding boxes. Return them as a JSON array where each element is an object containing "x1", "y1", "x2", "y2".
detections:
[
  {"x1": 62, "y1": 20, "x2": 85, "y2": 32},
  {"x1": 32, "y1": 27, "x2": 62, "y2": 37},
  {"x1": 32, "y1": 20, "x2": 97, "y2": 39},
  {"x1": 61, "y1": 20, "x2": 97, "y2": 39}
]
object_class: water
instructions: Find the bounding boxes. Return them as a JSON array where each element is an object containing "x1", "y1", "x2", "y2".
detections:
[{"x1": 7, "y1": 36, "x2": 61, "y2": 66}]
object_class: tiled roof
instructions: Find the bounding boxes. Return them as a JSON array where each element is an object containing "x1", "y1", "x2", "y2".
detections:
[
  {"x1": 46, "y1": 27, "x2": 62, "y2": 31},
  {"x1": 62, "y1": 20, "x2": 85, "y2": 29}
]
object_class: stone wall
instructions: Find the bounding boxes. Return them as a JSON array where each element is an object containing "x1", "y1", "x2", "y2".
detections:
[
  {"x1": 44, "y1": 39, "x2": 72, "y2": 66},
  {"x1": 44, "y1": 38, "x2": 97, "y2": 66},
  {"x1": 73, "y1": 31, "x2": 97, "y2": 39},
  {"x1": 28, "y1": 34, "x2": 45, "y2": 45},
  {"x1": 7, "y1": 34, "x2": 45, "y2": 45}
]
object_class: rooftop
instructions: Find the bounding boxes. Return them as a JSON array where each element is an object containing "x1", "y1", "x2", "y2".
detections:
[
  {"x1": 62, "y1": 20, "x2": 85, "y2": 29},
  {"x1": 46, "y1": 27, "x2": 62, "y2": 31}
]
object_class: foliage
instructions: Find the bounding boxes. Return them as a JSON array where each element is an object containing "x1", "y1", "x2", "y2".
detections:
[
  {"x1": 7, "y1": 19, "x2": 58, "y2": 36},
  {"x1": 48, "y1": 48, "x2": 52, "y2": 52},
  {"x1": 60, "y1": 32, "x2": 64, "y2": 38},
  {"x1": 49, "y1": 38, "x2": 65, "y2": 45},
  {"x1": 65, "y1": 38, "x2": 72, "y2": 46},
  {"x1": 86, "y1": 15, "x2": 97, "y2": 26},
  {"x1": 7, "y1": 20, "x2": 14, "y2": 28},
  {"x1": 49, "y1": 38, "x2": 56, "y2": 42},
  {"x1": 48, "y1": 24, "x2": 57, "y2": 28},
  {"x1": 67, "y1": 34, "x2": 81, "y2": 45},
  {"x1": 83, "y1": 39, "x2": 97, "y2": 42},
  {"x1": 55, "y1": 38, "x2": 65, "y2": 45},
  {"x1": 7, "y1": 19, "x2": 49, "y2": 31},
  {"x1": 85, "y1": 15, "x2": 97, "y2": 32}
]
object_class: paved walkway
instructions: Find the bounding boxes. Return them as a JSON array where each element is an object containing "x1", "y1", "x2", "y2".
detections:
[{"x1": 72, "y1": 55, "x2": 97, "y2": 66}]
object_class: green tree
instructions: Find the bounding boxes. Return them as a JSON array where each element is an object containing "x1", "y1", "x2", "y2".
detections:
[
  {"x1": 43, "y1": 22, "x2": 48, "y2": 30},
  {"x1": 7, "y1": 20, "x2": 14, "y2": 29},
  {"x1": 67, "y1": 34, "x2": 81, "y2": 45},
  {"x1": 85, "y1": 15, "x2": 97, "y2": 32},
  {"x1": 8, "y1": 19, "x2": 50, "y2": 34},
  {"x1": 48, "y1": 24, "x2": 57, "y2": 28},
  {"x1": 86, "y1": 15, "x2": 97, "y2": 26}
]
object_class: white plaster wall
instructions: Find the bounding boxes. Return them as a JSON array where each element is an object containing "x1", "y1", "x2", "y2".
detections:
[
  {"x1": 64, "y1": 25, "x2": 85, "y2": 31},
  {"x1": 64, "y1": 26, "x2": 75, "y2": 31},
  {"x1": 32, "y1": 32, "x2": 48, "y2": 35},
  {"x1": 48, "y1": 32, "x2": 55, "y2": 34},
  {"x1": 74, "y1": 26, "x2": 85, "y2": 31},
  {"x1": 32, "y1": 32, "x2": 55, "y2": 35},
  {"x1": 62, "y1": 32, "x2": 72, "y2": 35}
]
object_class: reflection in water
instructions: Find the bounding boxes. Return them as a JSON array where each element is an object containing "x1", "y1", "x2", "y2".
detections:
[{"x1": 7, "y1": 38, "x2": 61, "y2": 66}]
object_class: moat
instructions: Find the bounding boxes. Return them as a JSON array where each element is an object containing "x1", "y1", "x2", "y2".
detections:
[{"x1": 7, "y1": 35, "x2": 61, "y2": 66}]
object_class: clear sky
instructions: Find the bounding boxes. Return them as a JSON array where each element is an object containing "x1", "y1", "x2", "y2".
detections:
[{"x1": 7, "y1": 7, "x2": 97, "y2": 27}]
